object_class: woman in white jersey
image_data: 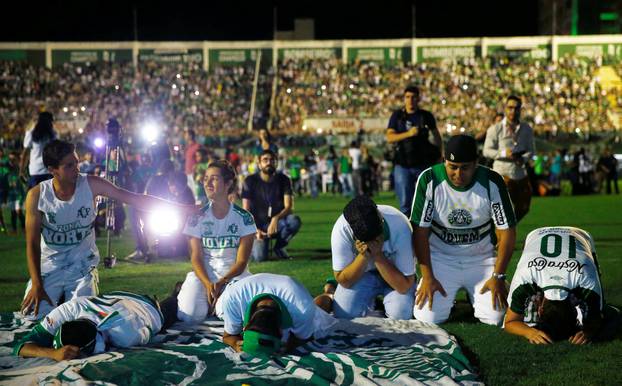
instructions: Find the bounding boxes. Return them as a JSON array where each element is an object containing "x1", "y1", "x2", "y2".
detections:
[{"x1": 177, "y1": 160, "x2": 257, "y2": 323}]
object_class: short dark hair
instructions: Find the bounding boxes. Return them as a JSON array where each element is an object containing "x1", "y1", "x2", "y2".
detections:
[
  {"x1": 404, "y1": 85, "x2": 420, "y2": 95},
  {"x1": 343, "y1": 195, "x2": 383, "y2": 242},
  {"x1": 43, "y1": 140, "x2": 75, "y2": 169},
  {"x1": 186, "y1": 129, "x2": 196, "y2": 141},
  {"x1": 246, "y1": 305, "x2": 282, "y2": 338},
  {"x1": 57, "y1": 319, "x2": 98, "y2": 354},
  {"x1": 207, "y1": 159, "x2": 237, "y2": 194},
  {"x1": 506, "y1": 95, "x2": 522, "y2": 108},
  {"x1": 537, "y1": 299, "x2": 578, "y2": 341},
  {"x1": 260, "y1": 149, "x2": 277, "y2": 159}
]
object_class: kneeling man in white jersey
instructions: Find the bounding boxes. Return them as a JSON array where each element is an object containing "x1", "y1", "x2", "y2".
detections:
[
  {"x1": 14, "y1": 289, "x2": 181, "y2": 361},
  {"x1": 22, "y1": 139, "x2": 196, "y2": 320},
  {"x1": 411, "y1": 135, "x2": 517, "y2": 325},
  {"x1": 217, "y1": 273, "x2": 337, "y2": 356},
  {"x1": 504, "y1": 227, "x2": 614, "y2": 344}
]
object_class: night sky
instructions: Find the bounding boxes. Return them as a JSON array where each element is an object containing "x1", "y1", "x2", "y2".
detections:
[{"x1": 1, "y1": 0, "x2": 540, "y2": 41}]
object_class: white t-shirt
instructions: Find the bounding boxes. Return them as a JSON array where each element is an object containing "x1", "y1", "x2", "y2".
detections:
[
  {"x1": 508, "y1": 227, "x2": 603, "y2": 325},
  {"x1": 410, "y1": 164, "x2": 516, "y2": 265},
  {"x1": 218, "y1": 273, "x2": 336, "y2": 341},
  {"x1": 38, "y1": 174, "x2": 99, "y2": 275},
  {"x1": 183, "y1": 202, "x2": 256, "y2": 283},
  {"x1": 23, "y1": 128, "x2": 52, "y2": 176},
  {"x1": 331, "y1": 204, "x2": 415, "y2": 275},
  {"x1": 348, "y1": 147, "x2": 361, "y2": 170}
]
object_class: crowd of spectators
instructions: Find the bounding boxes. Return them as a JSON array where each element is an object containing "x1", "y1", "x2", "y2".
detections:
[{"x1": 275, "y1": 56, "x2": 613, "y2": 137}]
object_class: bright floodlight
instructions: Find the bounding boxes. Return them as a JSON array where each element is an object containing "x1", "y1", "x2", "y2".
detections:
[
  {"x1": 148, "y1": 209, "x2": 180, "y2": 236},
  {"x1": 94, "y1": 137, "x2": 105, "y2": 149},
  {"x1": 141, "y1": 122, "x2": 159, "y2": 142},
  {"x1": 63, "y1": 107, "x2": 68, "y2": 112},
  {"x1": 78, "y1": 128, "x2": 84, "y2": 134}
]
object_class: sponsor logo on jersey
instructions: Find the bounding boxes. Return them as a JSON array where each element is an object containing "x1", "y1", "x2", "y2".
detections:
[
  {"x1": 202, "y1": 235, "x2": 240, "y2": 249},
  {"x1": 447, "y1": 209, "x2": 472, "y2": 227},
  {"x1": 436, "y1": 228, "x2": 481, "y2": 245},
  {"x1": 424, "y1": 201, "x2": 433, "y2": 222},
  {"x1": 528, "y1": 257, "x2": 587, "y2": 274},
  {"x1": 227, "y1": 223, "x2": 239, "y2": 234},
  {"x1": 77, "y1": 206, "x2": 91, "y2": 219},
  {"x1": 492, "y1": 202, "x2": 505, "y2": 225}
]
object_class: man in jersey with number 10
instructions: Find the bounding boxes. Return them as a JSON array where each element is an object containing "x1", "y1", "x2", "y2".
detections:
[
  {"x1": 504, "y1": 227, "x2": 611, "y2": 344},
  {"x1": 411, "y1": 135, "x2": 517, "y2": 325}
]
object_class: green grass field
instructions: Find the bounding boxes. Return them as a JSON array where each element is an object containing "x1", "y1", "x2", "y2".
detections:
[{"x1": 1, "y1": 192, "x2": 621, "y2": 385}]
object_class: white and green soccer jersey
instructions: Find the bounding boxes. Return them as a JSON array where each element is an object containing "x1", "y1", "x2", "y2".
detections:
[
  {"x1": 13, "y1": 291, "x2": 163, "y2": 356},
  {"x1": 38, "y1": 174, "x2": 99, "y2": 275},
  {"x1": 410, "y1": 164, "x2": 516, "y2": 264},
  {"x1": 508, "y1": 227, "x2": 603, "y2": 326},
  {"x1": 183, "y1": 202, "x2": 257, "y2": 283}
]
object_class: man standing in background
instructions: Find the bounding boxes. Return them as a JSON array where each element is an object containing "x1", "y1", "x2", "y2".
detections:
[
  {"x1": 386, "y1": 85, "x2": 442, "y2": 218},
  {"x1": 483, "y1": 95, "x2": 535, "y2": 222}
]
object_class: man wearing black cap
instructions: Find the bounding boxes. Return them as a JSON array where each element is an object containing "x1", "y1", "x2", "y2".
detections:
[
  {"x1": 218, "y1": 273, "x2": 336, "y2": 356},
  {"x1": 330, "y1": 195, "x2": 416, "y2": 320},
  {"x1": 411, "y1": 135, "x2": 517, "y2": 325}
]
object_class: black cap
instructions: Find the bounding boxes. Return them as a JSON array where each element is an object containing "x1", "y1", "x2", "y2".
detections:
[{"x1": 444, "y1": 135, "x2": 478, "y2": 163}]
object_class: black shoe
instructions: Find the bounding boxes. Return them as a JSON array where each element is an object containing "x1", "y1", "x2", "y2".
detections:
[
  {"x1": 274, "y1": 247, "x2": 292, "y2": 260},
  {"x1": 172, "y1": 281, "x2": 183, "y2": 297}
]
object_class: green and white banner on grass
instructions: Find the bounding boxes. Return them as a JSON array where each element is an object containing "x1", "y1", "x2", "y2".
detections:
[{"x1": 0, "y1": 313, "x2": 481, "y2": 385}]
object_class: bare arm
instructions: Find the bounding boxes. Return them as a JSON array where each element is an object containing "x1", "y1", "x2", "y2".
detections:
[
  {"x1": 222, "y1": 332, "x2": 243, "y2": 352},
  {"x1": 414, "y1": 226, "x2": 446, "y2": 309},
  {"x1": 368, "y1": 237, "x2": 414, "y2": 294},
  {"x1": 18, "y1": 343, "x2": 80, "y2": 361},
  {"x1": 386, "y1": 128, "x2": 417, "y2": 144},
  {"x1": 212, "y1": 234, "x2": 254, "y2": 302},
  {"x1": 21, "y1": 186, "x2": 53, "y2": 315},
  {"x1": 504, "y1": 308, "x2": 552, "y2": 344},
  {"x1": 188, "y1": 237, "x2": 212, "y2": 300},
  {"x1": 267, "y1": 194, "x2": 293, "y2": 236},
  {"x1": 88, "y1": 175, "x2": 195, "y2": 214},
  {"x1": 19, "y1": 148, "x2": 30, "y2": 178},
  {"x1": 333, "y1": 240, "x2": 371, "y2": 288},
  {"x1": 479, "y1": 227, "x2": 516, "y2": 310}
]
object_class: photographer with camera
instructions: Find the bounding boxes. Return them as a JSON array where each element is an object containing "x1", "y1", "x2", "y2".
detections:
[
  {"x1": 21, "y1": 139, "x2": 197, "y2": 320},
  {"x1": 386, "y1": 85, "x2": 442, "y2": 218},
  {"x1": 483, "y1": 95, "x2": 535, "y2": 222}
]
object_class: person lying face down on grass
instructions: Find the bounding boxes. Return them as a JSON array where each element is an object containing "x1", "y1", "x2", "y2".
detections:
[
  {"x1": 504, "y1": 226, "x2": 620, "y2": 344},
  {"x1": 14, "y1": 287, "x2": 181, "y2": 361},
  {"x1": 219, "y1": 273, "x2": 336, "y2": 356}
]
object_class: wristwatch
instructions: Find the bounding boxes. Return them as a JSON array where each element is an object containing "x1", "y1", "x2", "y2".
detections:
[{"x1": 492, "y1": 272, "x2": 506, "y2": 280}]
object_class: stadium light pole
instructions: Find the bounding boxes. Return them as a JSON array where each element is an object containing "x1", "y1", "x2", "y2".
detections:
[{"x1": 411, "y1": 1, "x2": 416, "y2": 38}]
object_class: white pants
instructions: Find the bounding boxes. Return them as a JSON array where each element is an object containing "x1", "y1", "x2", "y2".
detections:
[
  {"x1": 177, "y1": 272, "x2": 210, "y2": 323},
  {"x1": 413, "y1": 258, "x2": 504, "y2": 326},
  {"x1": 24, "y1": 267, "x2": 98, "y2": 320}
]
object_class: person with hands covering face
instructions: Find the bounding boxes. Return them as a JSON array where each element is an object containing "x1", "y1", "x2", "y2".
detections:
[
  {"x1": 176, "y1": 160, "x2": 256, "y2": 323},
  {"x1": 330, "y1": 195, "x2": 416, "y2": 320},
  {"x1": 411, "y1": 135, "x2": 517, "y2": 325}
]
